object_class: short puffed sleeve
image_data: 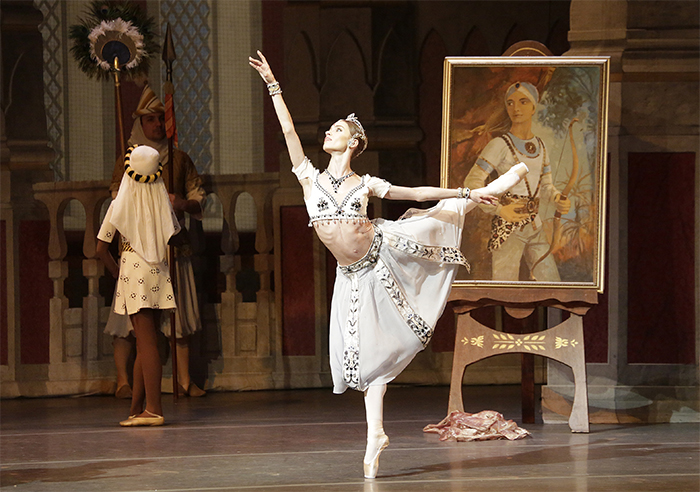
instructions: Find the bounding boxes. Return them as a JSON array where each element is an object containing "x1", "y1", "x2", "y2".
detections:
[
  {"x1": 365, "y1": 175, "x2": 392, "y2": 198},
  {"x1": 291, "y1": 156, "x2": 316, "y2": 182}
]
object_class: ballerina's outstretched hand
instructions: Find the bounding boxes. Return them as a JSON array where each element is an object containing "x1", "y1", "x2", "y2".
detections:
[
  {"x1": 249, "y1": 50, "x2": 275, "y2": 84},
  {"x1": 248, "y1": 50, "x2": 305, "y2": 168}
]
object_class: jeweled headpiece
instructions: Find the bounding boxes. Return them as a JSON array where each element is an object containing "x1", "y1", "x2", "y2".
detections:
[
  {"x1": 345, "y1": 113, "x2": 368, "y2": 157},
  {"x1": 505, "y1": 81, "x2": 539, "y2": 106}
]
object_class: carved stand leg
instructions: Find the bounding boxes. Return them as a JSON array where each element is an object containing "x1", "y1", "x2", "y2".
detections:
[{"x1": 448, "y1": 311, "x2": 589, "y2": 433}]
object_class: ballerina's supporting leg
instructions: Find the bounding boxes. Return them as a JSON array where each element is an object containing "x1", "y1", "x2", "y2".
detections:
[{"x1": 363, "y1": 383, "x2": 389, "y2": 479}]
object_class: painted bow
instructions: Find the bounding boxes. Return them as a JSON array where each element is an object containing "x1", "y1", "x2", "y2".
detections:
[{"x1": 529, "y1": 118, "x2": 579, "y2": 280}]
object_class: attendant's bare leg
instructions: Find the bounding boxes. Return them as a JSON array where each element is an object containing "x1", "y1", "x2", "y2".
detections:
[
  {"x1": 129, "y1": 352, "x2": 145, "y2": 416},
  {"x1": 176, "y1": 338, "x2": 190, "y2": 389},
  {"x1": 113, "y1": 336, "x2": 133, "y2": 398},
  {"x1": 130, "y1": 309, "x2": 163, "y2": 417},
  {"x1": 363, "y1": 383, "x2": 389, "y2": 478},
  {"x1": 175, "y1": 335, "x2": 205, "y2": 396}
]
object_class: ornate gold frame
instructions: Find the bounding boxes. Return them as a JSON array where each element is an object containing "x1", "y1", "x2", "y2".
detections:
[{"x1": 440, "y1": 57, "x2": 610, "y2": 292}]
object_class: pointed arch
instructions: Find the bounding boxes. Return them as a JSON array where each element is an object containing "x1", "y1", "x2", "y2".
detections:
[
  {"x1": 461, "y1": 26, "x2": 491, "y2": 56},
  {"x1": 501, "y1": 24, "x2": 529, "y2": 55},
  {"x1": 418, "y1": 29, "x2": 447, "y2": 187},
  {"x1": 321, "y1": 29, "x2": 372, "y2": 120},
  {"x1": 376, "y1": 27, "x2": 414, "y2": 118},
  {"x1": 286, "y1": 31, "x2": 320, "y2": 123}
]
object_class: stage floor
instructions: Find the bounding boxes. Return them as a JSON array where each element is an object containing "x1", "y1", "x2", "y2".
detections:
[{"x1": 1, "y1": 385, "x2": 698, "y2": 491}]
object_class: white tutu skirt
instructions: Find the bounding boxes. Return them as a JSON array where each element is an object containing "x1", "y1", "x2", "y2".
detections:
[{"x1": 329, "y1": 198, "x2": 476, "y2": 394}]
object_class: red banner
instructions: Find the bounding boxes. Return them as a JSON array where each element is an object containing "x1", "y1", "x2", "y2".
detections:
[{"x1": 164, "y1": 92, "x2": 179, "y2": 148}]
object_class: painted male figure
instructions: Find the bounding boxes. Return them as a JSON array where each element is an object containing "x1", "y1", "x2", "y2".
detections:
[{"x1": 463, "y1": 82, "x2": 571, "y2": 281}]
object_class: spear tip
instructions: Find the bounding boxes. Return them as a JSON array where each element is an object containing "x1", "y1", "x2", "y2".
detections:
[{"x1": 162, "y1": 23, "x2": 176, "y2": 63}]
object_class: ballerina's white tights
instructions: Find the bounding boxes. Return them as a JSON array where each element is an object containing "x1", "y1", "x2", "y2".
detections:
[{"x1": 363, "y1": 384, "x2": 389, "y2": 477}]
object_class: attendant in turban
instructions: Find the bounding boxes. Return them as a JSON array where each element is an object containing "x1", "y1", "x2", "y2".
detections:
[
  {"x1": 105, "y1": 84, "x2": 207, "y2": 399},
  {"x1": 97, "y1": 145, "x2": 180, "y2": 426}
]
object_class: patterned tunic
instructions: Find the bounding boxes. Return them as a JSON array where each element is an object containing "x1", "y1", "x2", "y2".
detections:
[{"x1": 97, "y1": 218, "x2": 176, "y2": 316}]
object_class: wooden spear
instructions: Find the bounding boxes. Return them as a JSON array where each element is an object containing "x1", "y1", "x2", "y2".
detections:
[{"x1": 162, "y1": 23, "x2": 179, "y2": 401}]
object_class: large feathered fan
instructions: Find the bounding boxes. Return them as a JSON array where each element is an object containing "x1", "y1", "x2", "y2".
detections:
[{"x1": 69, "y1": 0, "x2": 159, "y2": 80}]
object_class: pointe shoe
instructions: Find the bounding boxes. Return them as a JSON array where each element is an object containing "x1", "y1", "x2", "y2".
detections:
[
  {"x1": 363, "y1": 433, "x2": 389, "y2": 479},
  {"x1": 115, "y1": 383, "x2": 132, "y2": 399},
  {"x1": 119, "y1": 409, "x2": 164, "y2": 427}
]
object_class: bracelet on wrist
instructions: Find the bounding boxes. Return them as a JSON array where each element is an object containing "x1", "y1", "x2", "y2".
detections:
[
  {"x1": 457, "y1": 187, "x2": 470, "y2": 200},
  {"x1": 267, "y1": 81, "x2": 282, "y2": 96}
]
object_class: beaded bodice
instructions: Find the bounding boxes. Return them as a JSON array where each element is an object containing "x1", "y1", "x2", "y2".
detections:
[
  {"x1": 293, "y1": 157, "x2": 391, "y2": 227},
  {"x1": 306, "y1": 171, "x2": 370, "y2": 225}
]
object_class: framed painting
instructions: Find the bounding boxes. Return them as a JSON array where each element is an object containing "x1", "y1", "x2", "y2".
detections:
[{"x1": 441, "y1": 57, "x2": 609, "y2": 292}]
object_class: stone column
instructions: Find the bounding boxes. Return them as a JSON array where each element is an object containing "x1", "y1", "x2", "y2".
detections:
[{"x1": 544, "y1": 0, "x2": 699, "y2": 424}]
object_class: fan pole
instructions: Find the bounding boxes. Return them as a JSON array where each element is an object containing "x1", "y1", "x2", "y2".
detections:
[{"x1": 112, "y1": 56, "x2": 126, "y2": 161}]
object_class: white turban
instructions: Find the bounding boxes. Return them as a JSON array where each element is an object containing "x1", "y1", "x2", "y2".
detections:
[
  {"x1": 107, "y1": 145, "x2": 180, "y2": 263},
  {"x1": 505, "y1": 81, "x2": 539, "y2": 107}
]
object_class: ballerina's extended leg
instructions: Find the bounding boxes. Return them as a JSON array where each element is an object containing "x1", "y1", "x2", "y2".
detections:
[
  {"x1": 483, "y1": 162, "x2": 529, "y2": 195},
  {"x1": 363, "y1": 383, "x2": 389, "y2": 479}
]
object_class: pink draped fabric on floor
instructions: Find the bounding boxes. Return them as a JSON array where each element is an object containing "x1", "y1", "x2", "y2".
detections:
[{"x1": 424, "y1": 410, "x2": 530, "y2": 441}]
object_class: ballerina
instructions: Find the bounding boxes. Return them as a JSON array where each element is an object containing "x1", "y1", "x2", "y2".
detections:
[{"x1": 250, "y1": 50, "x2": 528, "y2": 478}]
